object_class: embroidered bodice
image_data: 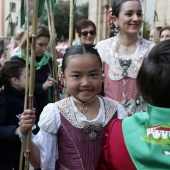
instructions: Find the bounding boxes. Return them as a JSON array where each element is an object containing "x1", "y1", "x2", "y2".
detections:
[
  {"x1": 95, "y1": 35, "x2": 155, "y2": 80},
  {"x1": 95, "y1": 36, "x2": 155, "y2": 111},
  {"x1": 56, "y1": 96, "x2": 118, "y2": 128},
  {"x1": 33, "y1": 96, "x2": 127, "y2": 169}
]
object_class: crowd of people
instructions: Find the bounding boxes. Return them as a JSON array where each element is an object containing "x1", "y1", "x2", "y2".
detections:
[{"x1": 1, "y1": 0, "x2": 170, "y2": 169}]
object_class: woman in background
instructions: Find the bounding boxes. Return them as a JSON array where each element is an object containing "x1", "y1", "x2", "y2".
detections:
[
  {"x1": 95, "y1": 0, "x2": 155, "y2": 115},
  {"x1": 74, "y1": 19, "x2": 96, "y2": 45},
  {"x1": 159, "y1": 26, "x2": 170, "y2": 42},
  {"x1": 11, "y1": 25, "x2": 57, "y2": 134}
]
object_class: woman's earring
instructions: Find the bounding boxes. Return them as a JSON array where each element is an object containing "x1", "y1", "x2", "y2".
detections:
[
  {"x1": 114, "y1": 25, "x2": 119, "y2": 36},
  {"x1": 102, "y1": 74, "x2": 106, "y2": 79}
]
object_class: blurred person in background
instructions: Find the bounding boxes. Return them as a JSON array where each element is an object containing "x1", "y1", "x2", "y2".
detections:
[
  {"x1": 10, "y1": 25, "x2": 57, "y2": 134},
  {"x1": 159, "y1": 26, "x2": 170, "y2": 42},
  {"x1": 149, "y1": 27, "x2": 162, "y2": 43},
  {"x1": 74, "y1": 19, "x2": 96, "y2": 46},
  {"x1": 0, "y1": 61, "x2": 32, "y2": 170}
]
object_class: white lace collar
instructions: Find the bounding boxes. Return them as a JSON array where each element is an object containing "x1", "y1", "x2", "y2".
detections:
[
  {"x1": 103, "y1": 36, "x2": 153, "y2": 80},
  {"x1": 56, "y1": 96, "x2": 117, "y2": 128},
  {"x1": 70, "y1": 96, "x2": 105, "y2": 124}
]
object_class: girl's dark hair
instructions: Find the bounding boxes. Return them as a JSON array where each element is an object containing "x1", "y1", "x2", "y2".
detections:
[
  {"x1": 76, "y1": 19, "x2": 96, "y2": 37},
  {"x1": 62, "y1": 45, "x2": 102, "y2": 73},
  {"x1": 112, "y1": 0, "x2": 140, "y2": 17},
  {"x1": 0, "y1": 61, "x2": 26, "y2": 88},
  {"x1": 137, "y1": 40, "x2": 170, "y2": 107}
]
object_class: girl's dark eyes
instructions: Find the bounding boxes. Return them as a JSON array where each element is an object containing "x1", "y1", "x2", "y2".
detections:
[
  {"x1": 72, "y1": 75, "x2": 80, "y2": 78},
  {"x1": 71, "y1": 73, "x2": 99, "y2": 78},
  {"x1": 137, "y1": 13, "x2": 143, "y2": 17},
  {"x1": 126, "y1": 13, "x2": 142, "y2": 17},
  {"x1": 126, "y1": 13, "x2": 132, "y2": 16},
  {"x1": 91, "y1": 73, "x2": 99, "y2": 78}
]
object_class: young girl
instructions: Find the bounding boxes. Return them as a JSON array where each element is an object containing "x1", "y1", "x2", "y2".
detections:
[
  {"x1": 0, "y1": 61, "x2": 27, "y2": 170},
  {"x1": 19, "y1": 45, "x2": 127, "y2": 170},
  {"x1": 97, "y1": 40, "x2": 170, "y2": 170}
]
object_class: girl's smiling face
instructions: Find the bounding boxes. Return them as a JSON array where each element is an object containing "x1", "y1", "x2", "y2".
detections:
[{"x1": 63, "y1": 53, "x2": 103, "y2": 103}]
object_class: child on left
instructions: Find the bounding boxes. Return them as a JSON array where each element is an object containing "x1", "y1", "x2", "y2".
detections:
[{"x1": 0, "y1": 61, "x2": 29, "y2": 170}]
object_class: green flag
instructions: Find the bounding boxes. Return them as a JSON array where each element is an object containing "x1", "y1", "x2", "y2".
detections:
[
  {"x1": 38, "y1": 0, "x2": 45, "y2": 17},
  {"x1": 43, "y1": 0, "x2": 56, "y2": 20},
  {"x1": 154, "y1": 10, "x2": 158, "y2": 22},
  {"x1": 51, "y1": 0, "x2": 57, "y2": 12},
  {"x1": 20, "y1": 0, "x2": 47, "y2": 26},
  {"x1": 74, "y1": 0, "x2": 77, "y2": 11},
  {"x1": 20, "y1": 0, "x2": 25, "y2": 26},
  {"x1": 111, "y1": 0, "x2": 115, "y2": 5}
]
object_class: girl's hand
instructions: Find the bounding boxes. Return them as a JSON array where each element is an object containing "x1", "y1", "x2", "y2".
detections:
[
  {"x1": 42, "y1": 77, "x2": 58, "y2": 91},
  {"x1": 20, "y1": 109, "x2": 36, "y2": 135}
]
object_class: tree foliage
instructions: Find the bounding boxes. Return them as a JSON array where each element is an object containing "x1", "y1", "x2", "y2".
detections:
[
  {"x1": 141, "y1": 20, "x2": 151, "y2": 40},
  {"x1": 54, "y1": 2, "x2": 88, "y2": 40}
]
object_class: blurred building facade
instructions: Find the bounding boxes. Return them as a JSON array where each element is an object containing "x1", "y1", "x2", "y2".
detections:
[
  {"x1": 1, "y1": 0, "x2": 169, "y2": 42},
  {"x1": 88, "y1": 0, "x2": 152, "y2": 42},
  {"x1": 155, "y1": 0, "x2": 170, "y2": 27},
  {"x1": 0, "y1": 0, "x2": 21, "y2": 38},
  {"x1": 88, "y1": 0, "x2": 111, "y2": 43}
]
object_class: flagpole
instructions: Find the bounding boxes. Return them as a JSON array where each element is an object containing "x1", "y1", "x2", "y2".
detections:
[
  {"x1": 19, "y1": 0, "x2": 30, "y2": 168},
  {"x1": 68, "y1": 0, "x2": 74, "y2": 47},
  {"x1": 24, "y1": 0, "x2": 39, "y2": 169},
  {"x1": 141, "y1": 0, "x2": 147, "y2": 38},
  {"x1": 153, "y1": 0, "x2": 158, "y2": 42},
  {"x1": 47, "y1": 0, "x2": 60, "y2": 101}
]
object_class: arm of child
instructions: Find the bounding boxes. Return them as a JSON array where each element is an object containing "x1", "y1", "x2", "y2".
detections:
[
  {"x1": 34, "y1": 103, "x2": 60, "y2": 169},
  {"x1": 19, "y1": 108, "x2": 41, "y2": 168},
  {"x1": 20, "y1": 103, "x2": 60, "y2": 169}
]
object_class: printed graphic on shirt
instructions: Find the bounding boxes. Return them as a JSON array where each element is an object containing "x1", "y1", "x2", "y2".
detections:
[{"x1": 141, "y1": 124, "x2": 170, "y2": 155}]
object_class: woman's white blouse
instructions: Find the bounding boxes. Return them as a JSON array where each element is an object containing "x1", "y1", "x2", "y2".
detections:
[{"x1": 33, "y1": 97, "x2": 127, "y2": 170}]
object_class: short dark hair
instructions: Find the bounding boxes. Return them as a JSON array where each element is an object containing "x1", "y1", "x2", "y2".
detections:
[
  {"x1": 62, "y1": 45, "x2": 102, "y2": 74},
  {"x1": 76, "y1": 19, "x2": 96, "y2": 37},
  {"x1": 0, "y1": 61, "x2": 26, "y2": 87},
  {"x1": 137, "y1": 40, "x2": 170, "y2": 107},
  {"x1": 112, "y1": 0, "x2": 141, "y2": 17}
]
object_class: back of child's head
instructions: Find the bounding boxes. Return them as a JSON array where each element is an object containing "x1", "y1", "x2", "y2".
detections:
[
  {"x1": 137, "y1": 40, "x2": 170, "y2": 107},
  {"x1": 0, "y1": 61, "x2": 26, "y2": 88},
  {"x1": 62, "y1": 45, "x2": 102, "y2": 73}
]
